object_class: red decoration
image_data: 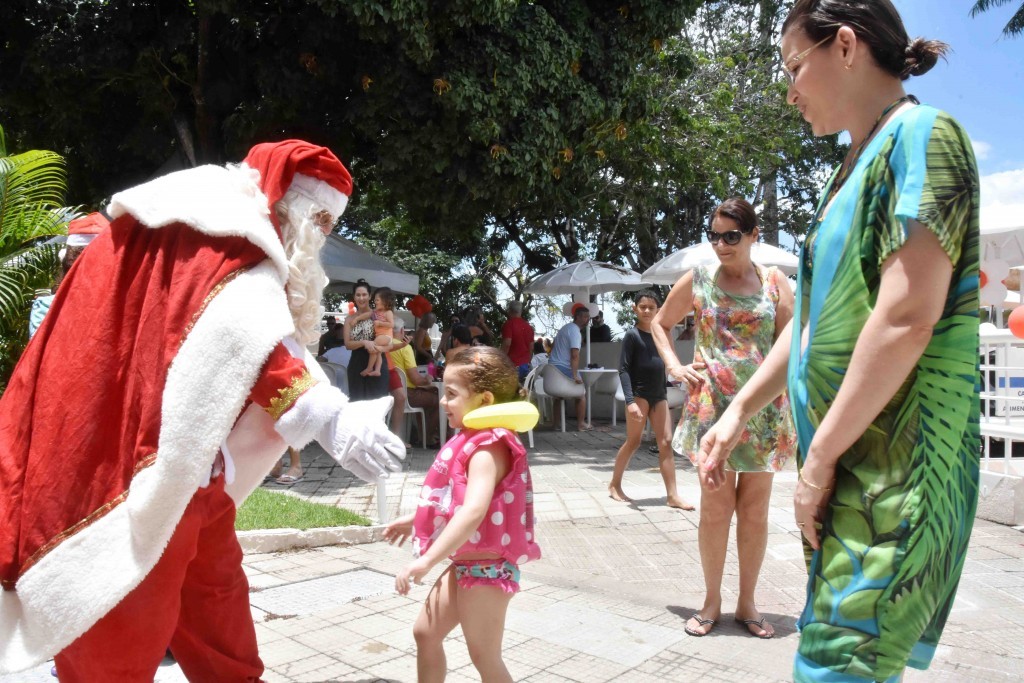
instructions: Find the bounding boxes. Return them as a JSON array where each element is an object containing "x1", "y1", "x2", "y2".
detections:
[
  {"x1": 347, "y1": 301, "x2": 356, "y2": 315},
  {"x1": 1010, "y1": 307, "x2": 1024, "y2": 337},
  {"x1": 407, "y1": 294, "x2": 433, "y2": 318},
  {"x1": 980, "y1": 270, "x2": 988, "y2": 288},
  {"x1": 1010, "y1": 307, "x2": 1024, "y2": 339}
]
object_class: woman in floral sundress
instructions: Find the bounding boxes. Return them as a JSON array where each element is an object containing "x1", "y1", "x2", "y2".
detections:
[{"x1": 653, "y1": 197, "x2": 796, "y2": 639}]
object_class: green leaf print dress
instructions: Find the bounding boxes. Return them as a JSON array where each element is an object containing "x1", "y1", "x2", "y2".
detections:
[{"x1": 788, "y1": 104, "x2": 980, "y2": 682}]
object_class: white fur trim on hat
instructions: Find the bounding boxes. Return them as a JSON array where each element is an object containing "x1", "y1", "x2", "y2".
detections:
[
  {"x1": 288, "y1": 173, "x2": 349, "y2": 221},
  {"x1": 108, "y1": 165, "x2": 289, "y2": 280}
]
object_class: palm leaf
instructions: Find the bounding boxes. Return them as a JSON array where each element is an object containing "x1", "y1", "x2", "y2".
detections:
[
  {"x1": 970, "y1": 0, "x2": 1024, "y2": 37},
  {"x1": 0, "y1": 124, "x2": 74, "y2": 394}
]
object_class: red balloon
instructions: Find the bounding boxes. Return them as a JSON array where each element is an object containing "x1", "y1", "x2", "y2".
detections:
[
  {"x1": 1009, "y1": 306, "x2": 1024, "y2": 339},
  {"x1": 980, "y1": 270, "x2": 988, "y2": 288},
  {"x1": 407, "y1": 294, "x2": 433, "y2": 318}
]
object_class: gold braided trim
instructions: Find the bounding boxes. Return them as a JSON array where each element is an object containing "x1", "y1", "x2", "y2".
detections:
[
  {"x1": 16, "y1": 453, "x2": 160, "y2": 584},
  {"x1": 266, "y1": 369, "x2": 318, "y2": 420},
  {"x1": 179, "y1": 267, "x2": 250, "y2": 348}
]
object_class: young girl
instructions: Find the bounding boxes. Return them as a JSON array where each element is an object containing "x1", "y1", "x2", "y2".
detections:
[
  {"x1": 384, "y1": 346, "x2": 541, "y2": 683},
  {"x1": 353, "y1": 287, "x2": 395, "y2": 377},
  {"x1": 608, "y1": 290, "x2": 694, "y2": 510}
]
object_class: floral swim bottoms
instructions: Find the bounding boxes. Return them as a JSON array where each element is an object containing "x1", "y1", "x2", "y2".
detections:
[{"x1": 453, "y1": 559, "x2": 521, "y2": 594}]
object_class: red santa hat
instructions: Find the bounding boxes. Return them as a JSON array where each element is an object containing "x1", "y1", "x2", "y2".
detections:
[
  {"x1": 66, "y1": 212, "x2": 108, "y2": 247},
  {"x1": 242, "y1": 140, "x2": 353, "y2": 235}
]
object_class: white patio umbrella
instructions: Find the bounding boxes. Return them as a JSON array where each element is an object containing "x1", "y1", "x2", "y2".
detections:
[
  {"x1": 525, "y1": 260, "x2": 644, "y2": 364},
  {"x1": 641, "y1": 241, "x2": 800, "y2": 285}
]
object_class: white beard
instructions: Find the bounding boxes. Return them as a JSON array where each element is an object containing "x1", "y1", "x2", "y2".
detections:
[{"x1": 279, "y1": 195, "x2": 329, "y2": 346}]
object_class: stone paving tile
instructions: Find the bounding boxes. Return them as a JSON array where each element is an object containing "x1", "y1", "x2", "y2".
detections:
[{"x1": 8, "y1": 426, "x2": 1017, "y2": 682}]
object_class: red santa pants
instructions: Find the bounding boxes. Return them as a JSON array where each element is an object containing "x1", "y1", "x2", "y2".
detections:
[{"x1": 54, "y1": 476, "x2": 264, "y2": 682}]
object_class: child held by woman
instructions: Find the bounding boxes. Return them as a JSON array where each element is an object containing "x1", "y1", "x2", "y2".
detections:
[
  {"x1": 353, "y1": 287, "x2": 395, "y2": 377},
  {"x1": 384, "y1": 346, "x2": 541, "y2": 682}
]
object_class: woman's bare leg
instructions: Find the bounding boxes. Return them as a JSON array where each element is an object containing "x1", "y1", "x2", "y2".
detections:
[
  {"x1": 734, "y1": 472, "x2": 775, "y2": 637},
  {"x1": 686, "y1": 470, "x2": 737, "y2": 635}
]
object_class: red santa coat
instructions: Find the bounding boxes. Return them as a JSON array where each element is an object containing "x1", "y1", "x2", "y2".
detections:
[{"x1": 0, "y1": 164, "x2": 326, "y2": 672}]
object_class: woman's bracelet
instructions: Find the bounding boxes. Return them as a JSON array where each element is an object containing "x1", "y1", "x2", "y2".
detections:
[{"x1": 799, "y1": 470, "x2": 832, "y2": 493}]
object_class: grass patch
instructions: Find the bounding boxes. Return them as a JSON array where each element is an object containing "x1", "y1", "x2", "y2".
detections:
[{"x1": 235, "y1": 488, "x2": 372, "y2": 531}]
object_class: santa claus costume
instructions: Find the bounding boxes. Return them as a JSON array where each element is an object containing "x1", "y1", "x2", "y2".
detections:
[{"x1": 0, "y1": 141, "x2": 404, "y2": 681}]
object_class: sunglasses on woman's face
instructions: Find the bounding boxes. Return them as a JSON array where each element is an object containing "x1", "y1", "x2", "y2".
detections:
[{"x1": 705, "y1": 229, "x2": 747, "y2": 246}]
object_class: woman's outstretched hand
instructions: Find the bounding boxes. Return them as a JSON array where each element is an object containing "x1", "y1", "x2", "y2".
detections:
[{"x1": 698, "y1": 410, "x2": 744, "y2": 491}]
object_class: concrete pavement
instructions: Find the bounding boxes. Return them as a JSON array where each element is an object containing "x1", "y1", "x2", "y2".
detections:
[
  {"x1": 243, "y1": 424, "x2": 1024, "y2": 682},
  {"x1": 9, "y1": 424, "x2": 1023, "y2": 681}
]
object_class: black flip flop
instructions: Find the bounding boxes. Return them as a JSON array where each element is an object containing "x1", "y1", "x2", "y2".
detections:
[
  {"x1": 735, "y1": 616, "x2": 774, "y2": 639},
  {"x1": 684, "y1": 613, "x2": 716, "y2": 637}
]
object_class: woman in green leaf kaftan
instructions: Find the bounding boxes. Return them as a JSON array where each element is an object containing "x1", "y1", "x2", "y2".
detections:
[{"x1": 697, "y1": 2, "x2": 979, "y2": 681}]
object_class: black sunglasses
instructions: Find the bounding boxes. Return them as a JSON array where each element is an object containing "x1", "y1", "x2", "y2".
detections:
[{"x1": 705, "y1": 229, "x2": 749, "y2": 246}]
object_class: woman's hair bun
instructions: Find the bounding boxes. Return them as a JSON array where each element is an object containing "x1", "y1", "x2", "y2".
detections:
[{"x1": 902, "y1": 38, "x2": 948, "y2": 79}]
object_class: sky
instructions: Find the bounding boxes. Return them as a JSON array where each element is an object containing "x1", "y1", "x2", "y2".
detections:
[{"x1": 893, "y1": 0, "x2": 1024, "y2": 228}]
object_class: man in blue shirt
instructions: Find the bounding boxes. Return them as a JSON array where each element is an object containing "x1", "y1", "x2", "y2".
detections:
[{"x1": 548, "y1": 303, "x2": 590, "y2": 430}]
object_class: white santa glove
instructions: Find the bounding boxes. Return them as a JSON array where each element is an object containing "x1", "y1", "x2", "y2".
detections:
[{"x1": 317, "y1": 396, "x2": 406, "y2": 483}]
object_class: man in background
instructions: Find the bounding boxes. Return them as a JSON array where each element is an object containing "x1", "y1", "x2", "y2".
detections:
[
  {"x1": 590, "y1": 309, "x2": 612, "y2": 343},
  {"x1": 500, "y1": 300, "x2": 534, "y2": 381}
]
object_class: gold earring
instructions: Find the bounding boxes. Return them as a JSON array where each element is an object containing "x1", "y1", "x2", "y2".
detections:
[{"x1": 844, "y1": 63, "x2": 852, "y2": 70}]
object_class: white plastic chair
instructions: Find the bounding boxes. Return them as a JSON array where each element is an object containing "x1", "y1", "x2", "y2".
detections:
[
  {"x1": 403, "y1": 394, "x2": 427, "y2": 448},
  {"x1": 318, "y1": 361, "x2": 347, "y2": 394},
  {"x1": 592, "y1": 371, "x2": 620, "y2": 424},
  {"x1": 536, "y1": 364, "x2": 585, "y2": 433},
  {"x1": 522, "y1": 366, "x2": 553, "y2": 445}
]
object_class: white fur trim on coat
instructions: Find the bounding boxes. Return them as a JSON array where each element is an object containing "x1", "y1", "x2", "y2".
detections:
[
  {"x1": 0, "y1": 260, "x2": 296, "y2": 673},
  {"x1": 107, "y1": 164, "x2": 289, "y2": 280},
  {"x1": 288, "y1": 173, "x2": 349, "y2": 221}
]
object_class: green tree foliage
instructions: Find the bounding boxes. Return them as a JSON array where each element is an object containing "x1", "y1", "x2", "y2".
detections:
[
  {"x1": 0, "y1": 0, "x2": 698, "y2": 236},
  {"x1": 577, "y1": 0, "x2": 844, "y2": 275},
  {"x1": 971, "y1": 0, "x2": 1024, "y2": 37},
  {"x1": 0, "y1": 125, "x2": 75, "y2": 391}
]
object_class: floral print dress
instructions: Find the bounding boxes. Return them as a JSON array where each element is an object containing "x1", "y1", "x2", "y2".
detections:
[{"x1": 672, "y1": 263, "x2": 795, "y2": 472}]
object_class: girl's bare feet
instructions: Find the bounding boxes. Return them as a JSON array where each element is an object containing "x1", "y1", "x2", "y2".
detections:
[
  {"x1": 368, "y1": 370, "x2": 381, "y2": 376},
  {"x1": 667, "y1": 496, "x2": 695, "y2": 511},
  {"x1": 608, "y1": 485, "x2": 632, "y2": 503},
  {"x1": 360, "y1": 369, "x2": 371, "y2": 376}
]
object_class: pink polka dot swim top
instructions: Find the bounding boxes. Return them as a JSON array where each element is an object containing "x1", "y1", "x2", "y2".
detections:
[{"x1": 413, "y1": 427, "x2": 541, "y2": 566}]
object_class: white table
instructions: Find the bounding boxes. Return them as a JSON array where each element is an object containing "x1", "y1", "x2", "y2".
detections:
[{"x1": 578, "y1": 368, "x2": 618, "y2": 426}]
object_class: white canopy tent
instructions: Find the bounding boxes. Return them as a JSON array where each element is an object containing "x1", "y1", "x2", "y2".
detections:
[{"x1": 321, "y1": 234, "x2": 419, "y2": 295}]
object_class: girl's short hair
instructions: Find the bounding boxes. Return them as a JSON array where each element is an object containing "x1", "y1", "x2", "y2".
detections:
[
  {"x1": 447, "y1": 347, "x2": 524, "y2": 404},
  {"x1": 372, "y1": 287, "x2": 396, "y2": 310},
  {"x1": 634, "y1": 289, "x2": 661, "y2": 306}
]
